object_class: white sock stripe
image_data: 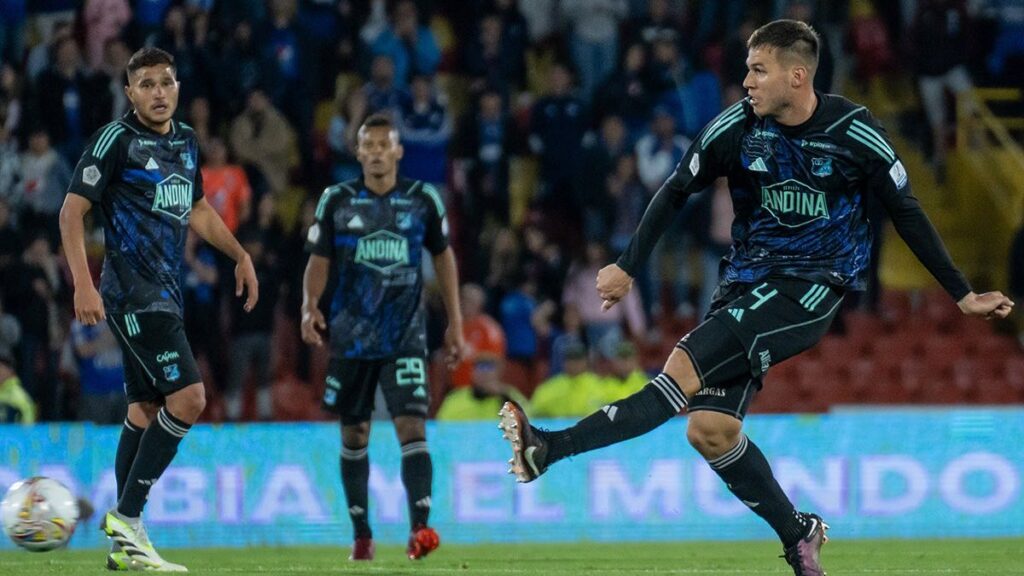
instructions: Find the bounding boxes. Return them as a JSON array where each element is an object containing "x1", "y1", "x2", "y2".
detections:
[
  {"x1": 341, "y1": 446, "x2": 368, "y2": 460},
  {"x1": 650, "y1": 375, "x2": 686, "y2": 411},
  {"x1": 401, "y1": 440, "x2": 428, "y2": 451},
  {"x1": 124, "y1": 419, "x2": 140, "y2": 432},
  {"x1": 402, "y1": 446, "x2": 430, "y2": 457},
  {"x1": 156, "y1": 409, "x2": 188, "y2": 437},
  {"x1": 158, "y1": 408, "x2": 190, "y2": 434},
  {"x1": 709, "y1": 435, "x2": 749, "y2": 469},
  {"x1": 655, "y1": 373, "x2": 688, "y2": 407}
]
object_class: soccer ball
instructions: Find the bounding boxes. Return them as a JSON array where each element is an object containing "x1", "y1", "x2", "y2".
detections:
[{"x1": 1, "y1": 477, "x2": 80, "y2": 552}]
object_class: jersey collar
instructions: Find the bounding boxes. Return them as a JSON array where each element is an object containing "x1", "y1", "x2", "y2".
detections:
[{"x1": 124, "y1": 110, "x2": 178, "y2": 136}]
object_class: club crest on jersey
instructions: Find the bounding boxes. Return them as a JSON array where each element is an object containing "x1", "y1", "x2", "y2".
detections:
[
  {"x1": 355, "y1": 230, "x2": 409, "y2": 273},
  {"x1": 397, "y1": 211, "x2": 413, "y2": 230},
  {"x1": 811, "y1": 157, "x2": 833, "y2": 177},
  {"x1": 760, "y1": 179, "x2": 830, "y2": 228},
  {"x1": 180, "y1": 151, "x2": 195, "y2": 171},
  {"x1": 163, "y1": 364, "x2": 180, "y2": 382},
  {"x1": 152, "y1": 174, "x2": 193, "y2": 221}
]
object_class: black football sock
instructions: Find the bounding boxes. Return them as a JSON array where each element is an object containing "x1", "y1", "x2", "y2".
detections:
[
  {"x1": 340, "y1": 444, "x2": 372, "y2": 539},
  {"x1": 708, "y1": 435, "x2": 810, "y2": 547},
  {"x1": 118, "y1": 407, "x2": 191, "y2": 518},
  {"x1": 115, "y1": 418, "x2": 144, "y2": 501},
  {"x1": 545, "y1": 373, "x2": 686, "y2": 465},
  {"x1": 400, "y1": 439, "x2": 432, "y2": 529}
]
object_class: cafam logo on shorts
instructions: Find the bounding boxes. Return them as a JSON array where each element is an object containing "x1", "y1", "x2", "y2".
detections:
[
  {"x1": 760, "y1": 179, "x2": 829, "y2": 228},
  {"x1": 157, "y1": 350, "x2": 180, "y2": 363},
  {"x1": 355, "y1": 230, "x2": 409, "y2": 273},
  {"x1": 152, "y1": 174, "x2": 193, "y2": 221}
]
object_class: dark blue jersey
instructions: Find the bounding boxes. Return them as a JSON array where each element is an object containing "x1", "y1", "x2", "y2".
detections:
[
  {"x1": 67, "y1": 112, "x2": 204, "y2": 316},
  {"x1": 306, "y1": 178, "x2": 449, "y2": 359},
  {"x1": 618, "y1": 93, "x2": 971, "y2": 300}
]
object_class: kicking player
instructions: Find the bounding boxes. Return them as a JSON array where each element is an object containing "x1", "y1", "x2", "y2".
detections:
[
  {"x1": 301, "y1": 113, "x2": 464, "y2": 561},
  {"x1": 498, "y1": 20, "x2": 1013, "y2": 576},
  {"x1": 60, "y1": 47, "x2": 258, "y2": 572}
]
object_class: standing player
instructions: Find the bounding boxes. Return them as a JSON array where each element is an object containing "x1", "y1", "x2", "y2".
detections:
[
  {"x1": 60, "y1": 47, "x2": 258, "y2": 572},
  {"x1": 499, "y1": 20, "x2": 1014, "y2": 576},
  {"x1": 301, "y1": 113, "x2": 464, "y2": 561}
]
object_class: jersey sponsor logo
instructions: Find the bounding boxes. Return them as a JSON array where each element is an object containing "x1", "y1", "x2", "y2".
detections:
[
  {"x1": 801, "y1": 139, "x2": 836, "y2": 151},
  {"x1": 689, "y1": 152, "x2": 700, "y2": 176},
  {"x1": 145, "y1": 157, "x2": 159, "y2": 171},
  {"x1": 811, "y1": 157, "x2": 833, "y2": 177},
  {"x1": 760, "y1": 179, "x2": 829, "y2": 228},
  {"x1": 889, "y1": 160, "x2": 908, "y2": 189},
  {"x1": 152, "y1": 174, "x2": 193, "y2": 221},
  {"x1": 156, "y1": 350, "x2": 180, "y2": 363},
  {"x1": 355, "y1": 230, "x2": 409, "y2": 272},
  {"x1": 307, "y1": 223, "x2": 321, "y2": 243},
  {"x1": 138, "y1": 139, "x2": 157, "y2": 147},
  {"x1": 82, "y1": 165, "x2": 101, "y2": 186}
]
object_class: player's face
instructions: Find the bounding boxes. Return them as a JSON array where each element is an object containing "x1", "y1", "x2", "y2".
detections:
[
  {"x1": 356, "y1": 126, "x2": 403, "y2": 178},
  {"x1": 743, "y1": 47, "x2": 792, "y2": 118},
  {"x1": 125, "y1": 65, "x2": 179, "y2": 130}
]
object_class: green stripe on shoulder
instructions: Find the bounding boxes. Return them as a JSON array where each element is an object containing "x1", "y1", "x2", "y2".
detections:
[
  {"x1": 91, "y1": 124, "x2": 121, "y2": 157},
  {"x1": 420, "y1": 182, "x2": 446, "y2": 217},
  {"x1": 94, "y1": 126, "x2": 126, "y2": 159},
  {"x1": 315, "y1": 185, "x2": 344, "y2": 220}
]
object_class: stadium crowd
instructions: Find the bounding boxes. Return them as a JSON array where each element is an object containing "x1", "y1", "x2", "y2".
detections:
[{"x1": 0, "y1": 0, "x2": 1022, "y2": 424}]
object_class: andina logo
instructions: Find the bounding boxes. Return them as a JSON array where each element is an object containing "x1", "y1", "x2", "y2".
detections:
[
  {"x1": 355, "y1": 230, "x2": 409, "y2": 273},
  {"x1": 157, "y1": 350, "x2": 180, "y2": 363},
  {"x1": 760, "y1": 179, "x2": 829, "y2": 228},
  {"x1": 153, "y1": 174, "x2": 193, "y2": 221}
]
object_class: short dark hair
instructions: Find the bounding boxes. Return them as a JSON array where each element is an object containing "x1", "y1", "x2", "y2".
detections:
[
  {"x1": 360, "y1": 113, "x2": 395, "y2": 131},
  {"x1": 747, "y1": 19, "x2": 819, "y2": 69},
  {"x1": 126, "y1": 47, "x2": 175, "y2": 84}
]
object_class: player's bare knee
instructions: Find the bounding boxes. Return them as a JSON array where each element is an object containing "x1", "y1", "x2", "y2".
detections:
[
  {"x1": 686, "y1": 412, "x2": 742, "y2": 459},
  {"x1": 663, "y1": 348, "x2": 701, "y2": 398},
  {"x1": 342, "y1": 422, "x2": 371, "y2": 448},
  {"x1": 393, "y1": 416, "x2": 426, "y2": 443},
  {"x1": 166, "y1": 384, "x2": 206, "y2": 423}
]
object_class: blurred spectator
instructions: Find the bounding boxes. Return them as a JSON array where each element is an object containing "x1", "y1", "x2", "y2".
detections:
[
  {"x1": 593, "y1": 43, "x2": 656, "y2": 138},
  {"x1": 201, "y1": 137, "x2": 252, "y2": 234},
  {"x1": 531, "y1": 342, "x2": 605, "y2": 417},
  {"x1": 698, "y1": 179, "x2": 733, "y2": 317},
  {"x1": 159, "y1": 6, "x2": 215, "y2": 111},
  {"x1": 436, "y1": 352, "x2": 528, "y2": 420},
  {"x1": 623, "y1": 0, "x2": 680, "y2": 50},
  {"x1": 26, "y1": 19, "x2": 72, "y2": 82},
  {"x1": 100, "y1": 38, "x2": 133, "y2": 120},
  {"x1": 1011, "y1": 215, "x2": 1024, "y2": 345},
  {"x1": 225, "y1": 228, "x2": 279, "y2": 421},
  {"x1": 0, "y1": 199, "x2": 18, "y2": 268},
  {"x1": 520, "y1": 223, "x2": 567, "y2": 303},
  {"x1": 602, "y1": 340, "x2": 648, "y2": 401},
  {"x1": 217, "y1": 20, "x2": 274, "y2": 119},
  {"x1": 560, "y1": 0, "x2": 628, "y2": 107},
  {"x1": 606, "y1": 154, "x2": 647, "y2": 256},
  {"x1": 70, "y1": 319, "x2": 125, "y2": 424},
  {"x1": 985, "y1": 0, "x2": 1024, "y2": 80},
  {"x1": 369, "y1": 0, "x2": 440, "y2": 90},
  {"x1": 0, "y1": 104, "x2": 21, "y2": 204},
  {"x1": 722, "y1": 18, "x2": 759, "y2": 103},
  {"x1": 229, "y1": 89, "x2": 298, "y2": 197},
  {"x1": 0, "y1": 294, "x2": 20, "y2": 359},
  {"x1": 547, "y1": 302, "x2": 584, "y2": 376},
  {"x1": 529, "y1": 62, "x2": 586, "y2": 230},
  {"x1": 83, "y1": 0, "x2": 131, "y2": 70},
  {"x1": 131, "y1": 0, "x2": 172, "y2": 46},
  {"x1": 260, "y1": 0, "x2": 314, "y2": 162},
  {"x1": 363, "y1": 53, "x2": 409, "y2": 115},
  {"x1": 562, "y1": 241, "x2": 646, "y2": 358},
  {"x1": 500, "y1": 271, "x2": 539, "y2": 364},
  {"x1": 489, "y1": 0, "x2": 529, "y2": 85},
  {"x1": 694, "y1": 0, "x2": 748, "y2": 49},
  {"x1": 451, "y1": 283, "x2": 507, "y2": 389},
  {"x1": 306, "y1": 0, "x2": 358, "y2": 100},
  {"x1": 518, "y1": 0, "x2": 558, "y2": 42},
  {"x1": 327, "y1": 86, "x2": 368, "y2": 183},
  {"x1": 398, "y1": 74, "x2": 451, "y2": 185},
  {"x1": 28, "y1": 37, "x2": 111, "y2": 162},
  {"x1": 579, "y1": 114, "x2": 629, "y2": 241},
  {"x1": 1, "y1": 63, "x2": 23, "y2": 138},
  {"x1": 0, "y1": 0, "x2": 26, "y2": 65},
  {"x1": 0, "y1": 348, "x2": 34, "y2": 424},
  {"x1": 18, "y1": 129, "x2": 71, "y2": 248},
  {"x1": 465, "y1": 13, "x2": 521, "y2": 98},
  {"x1": 635, "y1": 107, "x2": 688, "y2": 196},
  {"x1": 786, "y1": 0, "x2": 834, "y2": 93},
  {"x1": 186, "y1": 96, "x2": 213, "y2": 151},
  {"x1": 183, "y1": 240, "x2": 228, "y2": 393},
  {"x1": 912, "y1": 0, "x2": 975, "y2": 178},
  {"x1": 647, "y1": 30, "x2": 692, "y2": 134}
]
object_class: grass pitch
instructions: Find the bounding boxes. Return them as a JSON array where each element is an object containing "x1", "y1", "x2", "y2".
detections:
[{"x1": 1, "y1": 539, "x2": 1022, "y2": 575}]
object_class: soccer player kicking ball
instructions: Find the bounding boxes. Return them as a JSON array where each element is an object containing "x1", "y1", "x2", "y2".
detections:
[
  {"x1": 60, "y1": 47, "x2": 259, "y2": 572},
  {"x1": 499, "y1": 20, "x2": 1013, "y2": 576},
  {"x1": 301, "y1": 113, "x2": 464, "y2": 561}
]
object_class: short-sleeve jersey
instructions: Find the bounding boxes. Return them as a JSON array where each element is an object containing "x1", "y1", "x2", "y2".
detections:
[
  {"x1": 67, "y1": 112, "x2": 204, "y2": 316},
  {"x1": 306, "y1": 178, "x2": 449, "y2": 359},
  {"x1": 618, "y1": 93, "x2": 969, "y2": 299}
]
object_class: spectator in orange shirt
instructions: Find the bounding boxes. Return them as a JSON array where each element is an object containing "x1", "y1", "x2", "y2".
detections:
[
  {"x1": 450, "y1": 283, "x2": 506, "y2": 388},
  {"x1": 201, "y1": 137, "x2": 252, "y2": 234}
]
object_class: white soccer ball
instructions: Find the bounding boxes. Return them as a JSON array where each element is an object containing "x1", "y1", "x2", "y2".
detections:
[{"x1": 1, "y1": 477, "x2": 80, "y2": 552}]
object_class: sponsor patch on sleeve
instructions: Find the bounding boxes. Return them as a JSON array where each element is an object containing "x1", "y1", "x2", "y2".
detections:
[
  {"x1": 82, "y1": 165, "x2": 101, "y2": 186},
  {"x1": 689, "y1": 152, "x2": 700, "y2": 176},
  {"x1": 307, "y1": 223, "x2": 320, "y2": 243},
  {"x1": 889, "y1": 160, "x2": 907, "y2": 189},
  {"x1": 441, "y1": 215, "x2": 449, "y2": 238}
]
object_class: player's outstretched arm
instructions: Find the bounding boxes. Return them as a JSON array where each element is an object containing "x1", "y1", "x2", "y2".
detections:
[
  {"x1": 300, "y1": 255, "x2": 329, "y2": 347},
  {"x1": 957, "y1": 291, "x2": 1014, "y2": 320},
  {"x1": 59, "y1": 193, "x2": 105, "y2": 325},
  {"x1": 432, "y1": 246, "x2": 465, "y2": 368},
  {"x1": 189, "y1": 197, "x2": 258, "y2": 311}
]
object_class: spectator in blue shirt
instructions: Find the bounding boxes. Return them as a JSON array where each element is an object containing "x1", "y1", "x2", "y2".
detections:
[
  {"x1": 399, "y1": 74, "x2": 451, "y2": 185},
  {"x1": 369, "y1": 0, "x2": 440, "y2": 90},
  {"x1": 71, "y1": 319, "x2": 125, "y2": 424}
]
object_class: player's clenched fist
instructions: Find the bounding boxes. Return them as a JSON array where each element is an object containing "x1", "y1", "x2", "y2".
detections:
[
  {"x1": 596, "y1": 263, "x2": 633, "y2": 311},
  {"x1": 301, "y1": 306, "x2": 327, "y2": 347}
]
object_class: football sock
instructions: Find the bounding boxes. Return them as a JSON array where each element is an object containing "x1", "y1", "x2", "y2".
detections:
[
  {"x1": 545, "y1": 374, "x2": 686, "y2": 465},
  {"x1": 115, "y1": 418, "x2": 144, "y2": 500},
  {"x1": 708, "y1": 435, "x2": 809, "y2": 547},
  {"x1": 400, "y1": 439, "x2": 432, "y2": 528},
  {"x1": 117, "y1": 408, "x2": 191, "y2": 518},
  {"x1": 340, "y1": 444, "x2": 372, "y2": 538}
]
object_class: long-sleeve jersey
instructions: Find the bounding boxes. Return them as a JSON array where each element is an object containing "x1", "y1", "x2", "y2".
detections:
[{"x1": 617, "y1": 93, "x2": 971, "y2": 301}]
